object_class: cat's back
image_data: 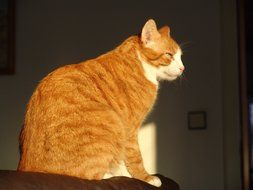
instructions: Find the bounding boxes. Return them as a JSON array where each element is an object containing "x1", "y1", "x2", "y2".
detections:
[
  {"x1": 36, "y1": 50, "x2": 123, "y2": 92},
  {"x1": 26, "y1": 52, "x2": 127, "y2": 117},
  {"x1": 37, "y1": 60, "x2": 94, "y2": 92},
  {"x1": 32, "y1": 59, "x2": 105, "y2": 102}
]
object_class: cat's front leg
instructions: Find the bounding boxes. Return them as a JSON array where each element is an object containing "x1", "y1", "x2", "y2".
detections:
[{"x1": 124, "y1": 135, "x2": 162, "y2": 187}]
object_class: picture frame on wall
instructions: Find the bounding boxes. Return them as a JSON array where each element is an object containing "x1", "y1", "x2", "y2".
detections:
[
  {"x1": 0, "y1": 0, "x2": 15, "y2": 75},
  {"x1": 188, "y1": 111, "x2": 207, "y2": 130}
]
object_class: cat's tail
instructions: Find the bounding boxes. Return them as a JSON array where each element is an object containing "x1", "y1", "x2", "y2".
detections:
[
  {"x1": 18, "y1": 125, "x2": 24, "y2": 155},
  {"x1": 17, "y1": 124, "x2": 28, "y2": 171}
]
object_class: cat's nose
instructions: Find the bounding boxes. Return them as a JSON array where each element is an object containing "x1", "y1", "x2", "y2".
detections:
[{"x1": 179, "y1": 66, "x2": 185, "y2": 71}]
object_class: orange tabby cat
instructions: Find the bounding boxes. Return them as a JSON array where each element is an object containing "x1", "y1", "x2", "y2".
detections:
[{"x1": 18, "y1": 19, "x2": 184, "y2": 187}]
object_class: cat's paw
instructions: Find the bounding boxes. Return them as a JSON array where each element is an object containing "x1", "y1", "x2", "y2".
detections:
[
  {"x1": 147, "y1": 176, "x2": 162, "y2": 187},
  {"x1": 103, "y1": 172, "x2": 113, "y2": 179}
]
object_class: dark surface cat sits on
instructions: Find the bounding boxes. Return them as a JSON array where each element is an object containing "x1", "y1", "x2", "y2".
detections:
[{"x1": 0, "y1": 170, "x2": 180, "y2": 190}]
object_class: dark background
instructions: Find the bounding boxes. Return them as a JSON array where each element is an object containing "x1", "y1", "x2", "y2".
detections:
[
  {"x1": 0, "y1": 0, "x2": 247, "y2": 190},
  {"x1": 246, "y1": 0, "x2": 253, "y2": 96},
  {"x1": 245, "y1": 0, "x2": 253, "y2": 188}
]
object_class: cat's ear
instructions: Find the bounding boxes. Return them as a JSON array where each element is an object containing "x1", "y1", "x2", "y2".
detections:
[
  {"x1": 141, "y1": 19, "x2": 161, "y2": 46},
  {"x1": 159, "y1": 26, "x2": 170, "y2": 37}
]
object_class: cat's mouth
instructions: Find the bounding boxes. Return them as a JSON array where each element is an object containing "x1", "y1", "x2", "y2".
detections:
[
  {"x1": 157, "y1": 72, "x2": 178, "y2": 81},
  {"x1": 160, "y1": 70, "x2": 184, "y2": 81},
  {"x1": 164, "y1": 71, "x2": 182, "y2": 78}
]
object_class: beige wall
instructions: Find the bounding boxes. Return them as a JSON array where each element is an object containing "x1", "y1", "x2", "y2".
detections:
[{"x1": 0, "y1": 0, "x2": 241, "y2": 190}]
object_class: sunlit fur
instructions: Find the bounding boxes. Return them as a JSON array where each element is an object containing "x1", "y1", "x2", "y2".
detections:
[{"x1": 18, "y1": 19, "x2": 183, "y2": 187}]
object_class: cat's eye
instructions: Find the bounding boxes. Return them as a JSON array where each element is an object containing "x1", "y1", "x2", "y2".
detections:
[{"x1": 165, "y1": 52, "x2": 173, "y2": 58}]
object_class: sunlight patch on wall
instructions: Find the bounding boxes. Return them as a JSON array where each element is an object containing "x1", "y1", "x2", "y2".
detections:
[
  {"x1": 138, "y1": 122, "x2": 157, "y2": 174},
  {"x1": 111, "y1": 122, "x2": 157, "y2": 177}
]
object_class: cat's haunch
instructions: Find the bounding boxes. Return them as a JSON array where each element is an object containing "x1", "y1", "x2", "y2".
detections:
[{"x1": 18, "y1": 19, "x2": 184, "y2": 187}]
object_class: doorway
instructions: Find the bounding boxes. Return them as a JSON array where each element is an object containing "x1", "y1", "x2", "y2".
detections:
[{"x1": 238, "y1": 0, "x2": 253, "y2": 189}]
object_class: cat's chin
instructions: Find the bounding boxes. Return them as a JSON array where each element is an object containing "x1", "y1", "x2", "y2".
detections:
[{"x1": 157, "y1": 73, "x2": 180, "y2": 81}]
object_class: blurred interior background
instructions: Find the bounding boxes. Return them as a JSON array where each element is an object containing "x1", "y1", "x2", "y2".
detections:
[{"x1": 0, "y1": 0, "x2": 252, "y2": 190}]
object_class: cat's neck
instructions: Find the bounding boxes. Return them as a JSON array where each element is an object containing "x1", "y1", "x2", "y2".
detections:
[
  {"x1": 116, "y1": 36, "x2": 159, "y2": 87},
  {"x1": 137, "y1": 52, "x2": 158, "y2": 86},
  {"x1": 115, "y1": 36, "x2": 141, "y2": 55}
]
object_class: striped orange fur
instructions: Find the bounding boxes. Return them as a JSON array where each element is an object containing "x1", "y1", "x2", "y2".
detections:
[{"x1": 18, "y1": 19, "x2": 183, "y2": 186}]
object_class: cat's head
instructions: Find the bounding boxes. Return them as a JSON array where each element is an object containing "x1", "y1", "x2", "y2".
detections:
[{"x1": 138, "y1": 19, "x2": 184, "y2": 82}]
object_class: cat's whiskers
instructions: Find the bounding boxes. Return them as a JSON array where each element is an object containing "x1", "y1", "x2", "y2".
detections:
[
  {"x1": 179, "y1": 72, "x2": 191, "y2": 88},
  {"x1": 180, "y1": 41, "x2": 192, "y2": 49},
  {"x1": 179, "y1": 41, "x2": 194, "y2": 55}
]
